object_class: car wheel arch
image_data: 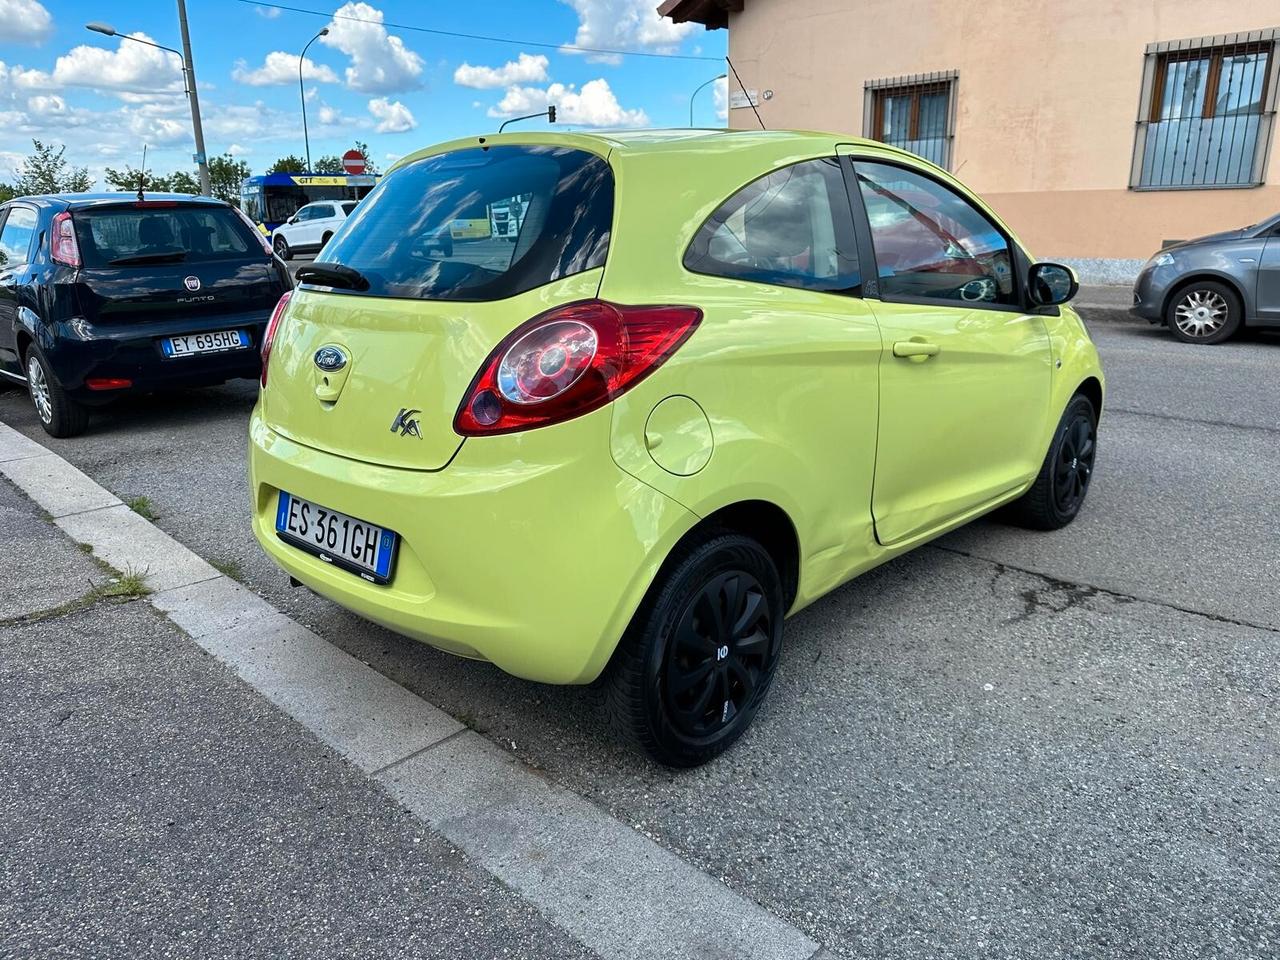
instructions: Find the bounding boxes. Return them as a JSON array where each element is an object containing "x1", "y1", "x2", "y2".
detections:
[
  {"x1": 669, "y1": 500, "x2": 801, "y2": 612},
  {"x1": 1074, "y1": 376, "x2": 1103, "y2": 420},
  {"x1": 1161, "y1": 273, "x2": 1249, "y2": 325}
]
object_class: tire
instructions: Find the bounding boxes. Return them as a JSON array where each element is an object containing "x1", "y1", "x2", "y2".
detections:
[
  {"x1": 441, "y1": 237, "x2": 454, "y2": 257},
  {"x1": 320, "y1": 231, "x2": 333, "y2": 248},
  {"x1": 606, "y1": 533, "x2": 785, "y2": 767},
  {"x1": 1005, "y1": 394, "x2": 1096, "y2": 531},
  {"x1": 273, "y1": 235, "x2": 292, "y2": 261},
  {"x1": 24, "y1": 346, "x2": 90, "y2": 438},
  {"x1": 1165, "y1": 280, "x2": 1242, "y2": 345}
]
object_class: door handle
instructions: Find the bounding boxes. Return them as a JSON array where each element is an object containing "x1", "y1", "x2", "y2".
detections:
[{"x1": 892, "y1": 340, "x2": 941, "y2": 362}]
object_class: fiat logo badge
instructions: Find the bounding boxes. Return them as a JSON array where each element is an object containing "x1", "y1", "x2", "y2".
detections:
[
  {"x1": 183, "y1": 276, "x2": 201, "y2": 292},
  {"x1": 313, "y1": 345, "x2": 348, "y2": 372}
]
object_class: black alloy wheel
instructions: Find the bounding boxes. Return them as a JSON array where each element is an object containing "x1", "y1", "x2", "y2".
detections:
[
  {"x1": 663, "y1": 569, "x2": 773, "y2": 739},
  {"x1": 1005, "y1": 393, "x2": 1098, "y2": 530},
  {"x1": 1053, "y1": 409, "x2": 1095, "y2": 517},
  {"x1": 607, "y1": 533, "x2": 785, "y2": 767}
]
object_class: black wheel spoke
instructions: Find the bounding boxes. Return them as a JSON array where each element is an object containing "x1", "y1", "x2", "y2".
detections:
[
  {"x1": 677, "y1": 608, "x2": 715, "y2": 655},
  {"x1": 735, "y1": 627, "x2": 769, "y2": 660},
  {"x1": 693, "y1": 590, "x2": 725, "y2": 648},
  {"x1": 668, "y1": 658, "x2": 713, "y2": 697},
  {"x1": 728, "y1": 657, "x2": 756, "y2": 703},
  {"x1": 733, "y1": 589, "x2": 765, "y2": 638}
]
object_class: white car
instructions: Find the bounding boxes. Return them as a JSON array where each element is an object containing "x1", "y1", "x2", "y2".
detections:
[{"x1": 271, "y1": 200, "x2": 357, "y2": 260}]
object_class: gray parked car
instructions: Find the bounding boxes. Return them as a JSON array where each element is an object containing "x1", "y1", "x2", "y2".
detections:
[{"x1": 1132, "y1": 211, "x2": 1280, "y2": 344}]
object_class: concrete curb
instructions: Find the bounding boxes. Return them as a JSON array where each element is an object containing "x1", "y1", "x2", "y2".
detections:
[{"x1": 0, "y1": 419, "x2": 821, "y2": 960}]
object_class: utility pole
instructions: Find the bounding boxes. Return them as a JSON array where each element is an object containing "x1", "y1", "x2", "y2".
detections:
[{"x1": 175, "y1": 0, "x2": 211, "y2": 196}]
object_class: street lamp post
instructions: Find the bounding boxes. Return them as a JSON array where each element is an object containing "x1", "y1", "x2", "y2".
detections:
[
  {"x1": 299, "y1": 27, "x2": 329, "y2": 174},
  {"x1": 86, "y1": 8, "x2": 211, "y2": 196},
  {"x1": 690, "y1": 73, "x2": 727, "y2": 127}
]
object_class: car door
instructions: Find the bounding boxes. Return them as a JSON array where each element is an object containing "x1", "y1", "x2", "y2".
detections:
[
  {"x1": 305, "y1": 203, "x2": 336, "y2": 248},
  {"x1": 843, "y1": 154, "x2": 1053, "y2": 546},
  {"x1": 286, "y1": 204, "x2": 318, "y2": 248},
  {"x1": 0, "y1": 203, "x2": 39, "y2": 380},
  {"x1": 1257, "y1": 218, "x2": 1280, "y2": 323}
]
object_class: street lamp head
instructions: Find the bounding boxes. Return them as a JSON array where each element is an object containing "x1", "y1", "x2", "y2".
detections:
[
  {"x1": 319, "y1": 27, "x2": 329, "y2": 36},
  {"x1": 85, "y1": 21, "x2": 117, "y2": 37}
]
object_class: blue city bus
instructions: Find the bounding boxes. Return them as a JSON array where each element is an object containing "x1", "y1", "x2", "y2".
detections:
[{"x1": 239, "y1": 173, "x2": 379, "y2": 232}]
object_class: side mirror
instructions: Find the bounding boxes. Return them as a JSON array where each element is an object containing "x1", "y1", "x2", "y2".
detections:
[{"x1": 1028, "y1": 262, "x2": 1079, "y2": 307}]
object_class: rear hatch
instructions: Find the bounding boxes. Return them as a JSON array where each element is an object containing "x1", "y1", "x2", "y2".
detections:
[
  {"x1": 260, "y1": 143, "x2": 614, "y2": 471},
  {"x1": 71, "y1": 200, "x2": 282, "y2": 325}
]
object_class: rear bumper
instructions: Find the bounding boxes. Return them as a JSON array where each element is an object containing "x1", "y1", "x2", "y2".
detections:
[
  {"x1": 248, "y1": 405, "x2": 698, "y2": 685},
  {"x1": 48, "y1": 311, "x2": 269, "y2": 400}
]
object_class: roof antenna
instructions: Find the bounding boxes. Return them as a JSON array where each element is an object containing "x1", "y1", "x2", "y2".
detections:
[
  {"x1": 137, "y1": 143, "x2": 148, "y2": 202},
  {"x1": 726, "y1": 57, "x2": 765, "y2": 131}
]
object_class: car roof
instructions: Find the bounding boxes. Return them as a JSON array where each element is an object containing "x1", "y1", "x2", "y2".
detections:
[
  {"x1": 389, "y1": 128, "x2": 905, "y2": 172},
  {"x1": 6, "y1": 192, "x2": 229, "y2": 210}
]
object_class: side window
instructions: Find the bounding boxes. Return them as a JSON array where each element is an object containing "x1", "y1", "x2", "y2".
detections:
[
  {"x1": 340, "y1": 202, "x2": 357, "y2": 216},
  {"x1": 311, "y1": 204, "x2": 335, "y2": 220},
  {"x1": 854, "y1": 161, "x2": 1017, "y2": 306},
  {"x1": 0, "y1": 206, "x2": 37, "y2": 267},
  {"x1": 294, "y1": 205, "x2": 316, "y2": 222},
  {"x1": 684, "y1": 158, "x2": 861, "y2": 294}
]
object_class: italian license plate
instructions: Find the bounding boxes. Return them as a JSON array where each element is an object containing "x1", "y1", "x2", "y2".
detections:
[
  {"x1": 274, "y1": 492, "x2": 397, "y2": 584},
  {"x1": 161, "y1": 329, "x2": 249, "y2": 357}
]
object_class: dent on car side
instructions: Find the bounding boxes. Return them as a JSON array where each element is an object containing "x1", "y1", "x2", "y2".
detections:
[{"x1": 602, "y1": 135, "x2": 1103, "y2": 617}]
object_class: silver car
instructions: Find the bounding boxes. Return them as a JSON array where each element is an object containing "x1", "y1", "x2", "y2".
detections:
[{"x1": 1132, "y1": 212, "x2": 1280, "y2": 344}]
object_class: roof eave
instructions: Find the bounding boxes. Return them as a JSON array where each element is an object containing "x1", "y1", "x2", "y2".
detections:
[{"x1": 656, "y1": 0, "x2": 741, "y2": 30}]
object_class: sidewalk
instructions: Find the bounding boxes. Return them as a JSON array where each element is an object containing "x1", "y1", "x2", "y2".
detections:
[
  {"x1": 0, "y1": 475, "x2": 599, "y2": 960},
  {"x1": 1075, "y1": 283, "x2": 1136, "y2": 325}
]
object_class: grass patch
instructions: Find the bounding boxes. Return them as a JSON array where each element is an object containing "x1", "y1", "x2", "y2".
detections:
[
  {"x1": 93, "y1": 567, "x2": 151, "y2": 601},
  {"x1": 77, "y1": 542, "x2": 94, "y2": 554},
  {"x1": 211, "y1": 557, "x2": 243, "y2": 581},
  {"x1": 125, "y1": 496, "x2": 158, "y2": 520}
]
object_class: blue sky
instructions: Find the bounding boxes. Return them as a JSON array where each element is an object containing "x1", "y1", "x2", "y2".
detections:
[{"x1": 0, "y1": 0, "x2": 728, "y2": 184}]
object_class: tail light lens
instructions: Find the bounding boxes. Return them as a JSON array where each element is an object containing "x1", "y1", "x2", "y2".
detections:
[
  {"x1": 50, "y1": 212, "x2": 81, "y2": 267},
  {"x1": 455, "y1": 299, "x2": 701, "y2": 436},
  {"x1": 260, "y1": 291, "x2": 293, "y2": 388}
]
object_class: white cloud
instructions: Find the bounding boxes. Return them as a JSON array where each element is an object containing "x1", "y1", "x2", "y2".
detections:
[
  {"x1": 713, "y1": 75, "x2": 727, "y2": 122},
  {"x1": 26, "y1": 93, "x2": 65, "y2": 116},
  {"x1": 233, "y1": 52, "x2": 338, "y2": 87},
  {"x1": 489, "y1": 78, "x2": 648, "y2": 127},
  {"x1": 52, "y1": 33, "x2": 185, "y2": 98},
  {"x1": 0, "y1": 0, "x2": 53, "y2": 45},
  {"x1": 368, "y1": 97, "x2": 415, "y2": 133},
  {"x1": 453, "y1": 53, "x2": 549, "y2": 90},
  {"x1": 558, "y1": 0, "x2": 695, "y2": 63},
  {"x1": 0, "y1": 61, "x2": 54, "y2": 93},
  {"x1": 227, "y1": 143, "x2": 251, "y2": 155},
  {"x1": 255, "y1": 5, "x2": 281, "y2": 17},
  {"x1": 320, "y1": 2, "x2": 424, "y2": 94}
]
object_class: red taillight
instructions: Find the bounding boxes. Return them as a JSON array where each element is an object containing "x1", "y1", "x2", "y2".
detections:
[
  {"x1": 85, "y1": 378, "x2": 132, "y2": 391},
  {"x1": 260, "y1": 291, "x2": 293, "y2": 388},
  {"x1": 454, "y1": 300, "x2": 701, "y2": 436},
  {"x1": 234, "y1": 206, "x2": 274, "y2": 257},
  {"x1": 50, "y1": 212, "x2": 81, "y2": 267}
]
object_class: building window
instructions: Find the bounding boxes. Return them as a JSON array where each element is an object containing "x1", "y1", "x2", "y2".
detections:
[
  {"x1": 1133, "y1": 31, "x2": 1279, "y2": 189},
  {"x1": 863, "y1": 72, "x2": 957, "y2": 171}
]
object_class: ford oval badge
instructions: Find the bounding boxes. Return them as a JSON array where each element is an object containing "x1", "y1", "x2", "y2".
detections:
[{"x1": 313, "y1": 345, "x2": 348, "y2": 373}]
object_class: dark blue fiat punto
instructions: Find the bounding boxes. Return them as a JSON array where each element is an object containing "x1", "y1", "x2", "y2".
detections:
[{"x1": 0, "y1": 193, "x2": 292, "y2": 436}]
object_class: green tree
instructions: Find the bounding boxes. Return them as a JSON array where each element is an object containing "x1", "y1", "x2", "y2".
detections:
[
  {"x1": 267, "y1": 154, "x2": 307, "y2": 174},
  {"x1": 0, "y1": 184, "x2": 17, "y2": 203},
  {"x1": 207, "y1": 154, "x2": 251, "y2": 205},
  {"x1": 353, "y1": 141, "x2": 378, "y2": 175},
  {"x1": 13, "y1": 139, "x2": 92, "y2": 195},
  {"x1": 104, "y1": 166, "x2": 174, "y2": 193},
  {"x1": 312, "y1": 154, "x2": 343, "y2": 174}
]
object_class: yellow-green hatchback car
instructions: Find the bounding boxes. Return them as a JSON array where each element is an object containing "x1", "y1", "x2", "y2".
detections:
[{"x1": 250, "y1": 130, "x2": 1103, "y2": 766}]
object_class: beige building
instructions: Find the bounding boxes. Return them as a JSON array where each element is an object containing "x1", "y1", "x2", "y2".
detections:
[{"x1": 659, "y1": 0, "x2": 1280, "y2": 279}]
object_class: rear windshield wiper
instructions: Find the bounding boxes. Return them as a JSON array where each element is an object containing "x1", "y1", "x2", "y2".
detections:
[
  {"x1": 295, "y1": 261, "x2": 370, "y2": 291},
  {"x1": 109, "y1": 250, "x2": 188, "y2": 265}
]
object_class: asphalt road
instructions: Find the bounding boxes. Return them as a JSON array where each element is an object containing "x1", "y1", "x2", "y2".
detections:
[{"x1": 2, "y1": 317, "x2": 1278, "y2": 958}]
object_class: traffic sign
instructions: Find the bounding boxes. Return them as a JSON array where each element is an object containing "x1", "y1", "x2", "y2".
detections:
[{"x1": 342, "y1": 150, "x2": 366, "y2": 175}]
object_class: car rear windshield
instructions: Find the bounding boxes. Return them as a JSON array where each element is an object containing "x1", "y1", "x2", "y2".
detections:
[
  {"x1": 73, "y1": 204, "x2": 263, "y2": 267},
  {"x1": 316, "y1": 145, "x2": 614, "y2": 301}
]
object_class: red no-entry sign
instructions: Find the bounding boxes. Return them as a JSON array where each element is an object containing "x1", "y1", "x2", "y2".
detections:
[{"x1": 342, "y1": 149, "x2": 366, "y2": 175}]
